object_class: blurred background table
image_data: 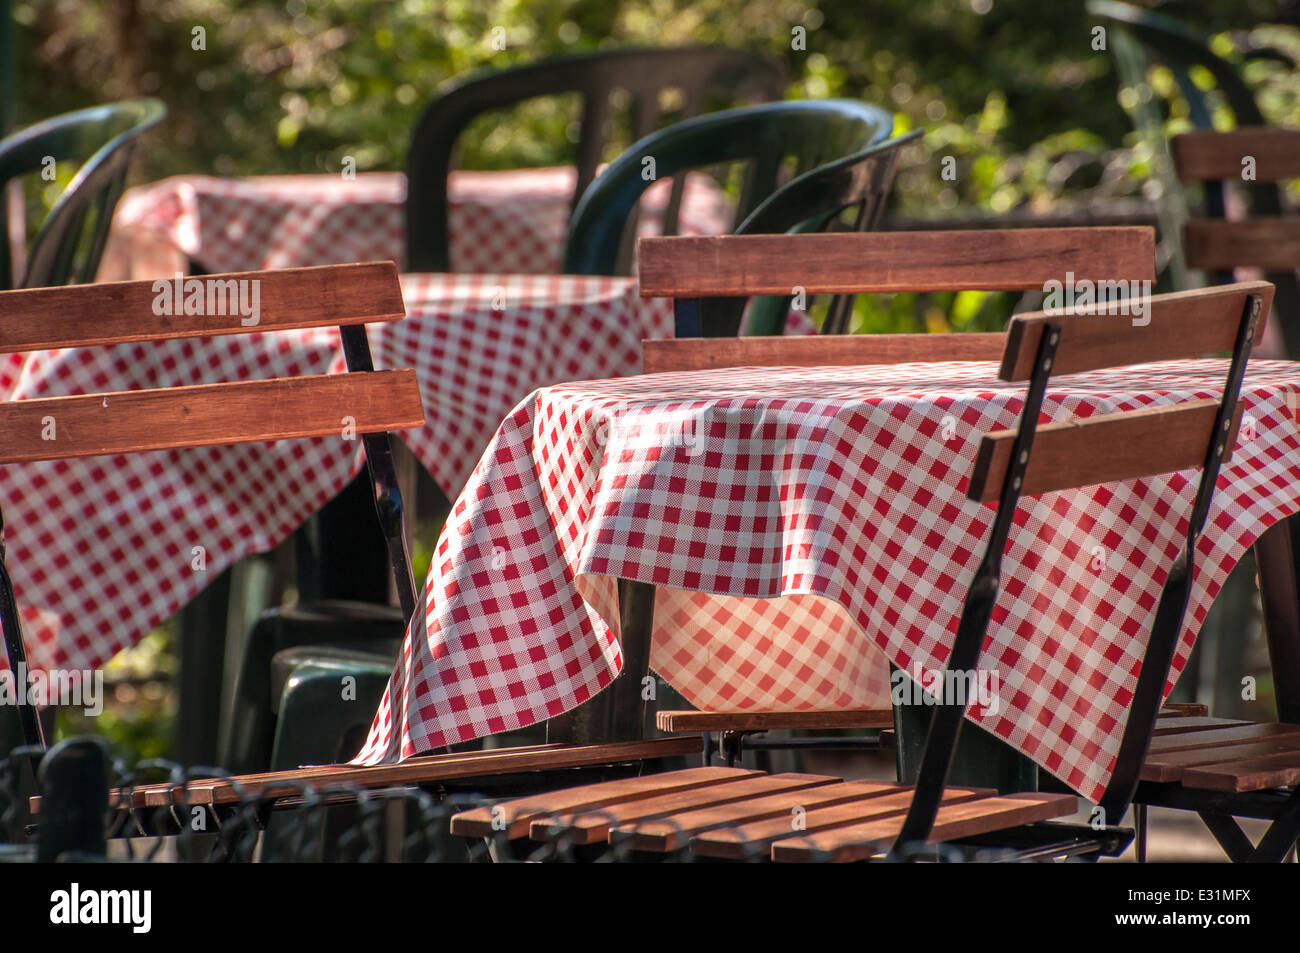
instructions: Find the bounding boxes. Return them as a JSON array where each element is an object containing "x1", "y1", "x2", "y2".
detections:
[{"x1": 95, "y1": 168, "x2": 731, "y2": 281}]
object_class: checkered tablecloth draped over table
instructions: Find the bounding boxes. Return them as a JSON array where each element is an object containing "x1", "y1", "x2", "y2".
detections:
[
  {"x1": 0, "y1": 275, "x2": 673, "y2": 681},
  {"x1": 352, "y1": 359, "x2": 1300, "y2": 804},
  {"x1": 96, "y1": 168, "x2": 732, "y2": 279}
]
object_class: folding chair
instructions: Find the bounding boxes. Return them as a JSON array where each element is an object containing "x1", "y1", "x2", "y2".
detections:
[
  {"x1": 0, "y1": 262, "x2": 422, "y2": 759},
  {"x1": 642, "y1": 227, "x2": 1157, "y2": 769},
  {"x1": 445, "y1": 233, "x2": 1272, "y2": 861}
]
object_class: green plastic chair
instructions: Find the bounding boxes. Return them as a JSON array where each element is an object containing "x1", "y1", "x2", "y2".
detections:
[
  {"x1": 406, "y1": 47, "x2": 786, "y2": 272},
  {"x1": 697, "y1": 128, "x2": 922, "y2": 337},
  {"x1": 221, "y1": 601, "x2": 405, "y2": 774},
  {"x1": 564, "y1": 99, "x2": 895, "y2": 281},
  {"x1": 0, "y1": 99, "x2": 165, "y2": 289}
]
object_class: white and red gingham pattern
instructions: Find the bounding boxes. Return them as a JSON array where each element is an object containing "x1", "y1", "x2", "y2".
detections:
[
  {"x1": 352, "y1": 359, "x2": 1300, "y2": 804},
  {"x1": 0, "y1": 274, "x2": 672, "y2": 681},
  {"x1": 98, "y1": 168, "x2": 731, "y2": 278}
]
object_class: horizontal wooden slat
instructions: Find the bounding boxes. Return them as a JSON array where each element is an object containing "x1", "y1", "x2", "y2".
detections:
[
  {"x1": 655, "y1": 709, "x2": 894, "y2": 732},
  {"x1": 613, "y1": 779, "x2": 908, "y2": 852},
  {"x1": 529, "y1": 773, "x2": 837, "y2": 844},
  {"x1": 87, "y1": 737, "x2": 704, "y2": 813},
  {"x1": 450, "y1": 766, "x2": 753, "y2": 839},
  {"x1": 636, "y1": 228, "x2": 1155, "y2": 298},
  {"x1": 1172, "y1": 128, "x2": 1300, "y2": 182},
  {"x1": 999, "y1": 281, "x2": 1273, "y2": 381},
  {"x1": 1160, "y1": 703, "x2": 1210, "y2": 717},
  {"x1": 1146, "y1": 722, "x2": 1300, "y2": 755},
  {"x1": 1180, "y1": 749, "x2": 1300, "y2": 792},
  {"x1": 769, "y1": 792, "x2": 1077, "y2": 863},
  {"x1": 0, "y1": 262, "x2": 406, "y2": 353},
  {"x1": 689, "y1": 786, "x2": 995, "y2": 860},
  {"x1": 0, "y1": 371, "x2": 425, "y2": 464},
  {"x1": 967, "y1": 400, "x2": 1239, "y2": 503},
  {"x1": 1183, "y1": 220, "x2": 1300, "y2": 271},
  {"x1": 642, "y1": 333, "x2": 1006, "y2": 375},
  {"x1": 1151, "y1": 716, "x2": 1250, "y2": 736},
  {"x1": 1141, "y1": 737, "x2": 1300, "y2": 783}
]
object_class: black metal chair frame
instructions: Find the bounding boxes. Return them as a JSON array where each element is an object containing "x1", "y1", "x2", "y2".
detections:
[{"x1": 894, "y1": 292, "x2": 1263, "y2": 855}]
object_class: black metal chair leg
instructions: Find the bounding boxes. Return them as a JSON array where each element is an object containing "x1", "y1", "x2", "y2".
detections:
[{"x1": 1135, "y1": 803, "x2": 1147, "y2": 863}]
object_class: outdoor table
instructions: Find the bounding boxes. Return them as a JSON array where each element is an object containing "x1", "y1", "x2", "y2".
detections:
[
  {"x1": 352, "y1": 358, "x2": 1300, "y2": 803},
  {"x1": 95, "y1": 168, "x2": 730, "y2": 281},
  {"x1": 0, "y1": 273, "x2": 676, "y2": 682}
]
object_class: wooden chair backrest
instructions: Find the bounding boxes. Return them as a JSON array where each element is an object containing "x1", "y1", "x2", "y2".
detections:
[
  {"x1": 637, "y1": 227, "x2": 1156, "y2": 299},
  {"x1": 1172, "y1": 128, "x2": 1300, "y2": 272},
  {"x1": 969, "y1": 280, "x2": 1272, "y2": 501},
  {"x1": 0, "y1": 262, "x2": 425, "y2": 464}
]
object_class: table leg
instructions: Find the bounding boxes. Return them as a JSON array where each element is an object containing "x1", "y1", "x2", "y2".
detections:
[
  {"x1": 892, "y1": 666, "x2": 1038, "y2": 794},
  {"x1": 172, "y1": 568, "x2": 232, "y2": 767},
  {"x1": 299, "y1": 473, "x2": 391, "y2": 604},
  {"x1": 1252, "y1": 516, "x2": 1300, "y2": 724},
  {"x1": 546, "y1": 579, "x2": 655, "y2": 745}
]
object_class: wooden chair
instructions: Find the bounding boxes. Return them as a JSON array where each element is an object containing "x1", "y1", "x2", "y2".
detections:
[
  {"x1": 445, "y1": 252, "x2": 1270, "y2": 859},
  {"x1": 0, "y1": 262, "x2": 423, "y2": 757},
  {"x1": 406, "y1": 47, "x2": 786, "y2": 272},
  {"x1": 635, "y1": 227, "x2": 1154, "y2": 766},
  {"x1": 7, "y1": 264, "x2": 700, "y2": 838},
  {"x1": 1171, "y1": 127, "x2": 1300, "y2": 356}
]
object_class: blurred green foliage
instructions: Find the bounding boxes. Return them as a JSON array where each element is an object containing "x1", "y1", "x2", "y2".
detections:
[
  {"x1": 12, "y1": 1, "x2": 1300, "y2": 337},
  {"x1": 12, "y1": 1, "x2": 1295, "y2": 202}
]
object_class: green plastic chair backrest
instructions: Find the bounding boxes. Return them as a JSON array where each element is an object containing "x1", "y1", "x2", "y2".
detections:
[
  {"x1": 694, "y1": 128, "x2": 921, "y2": 337},
  {"x1": 564, "y1": 99, "x2": 895, "y2": 281},
  {"x1": 406, "y1": 47, "x2": 787, "y2": 273},
  {"x1": 0, "y1": 99, "x2": 165, "y2": 289}
]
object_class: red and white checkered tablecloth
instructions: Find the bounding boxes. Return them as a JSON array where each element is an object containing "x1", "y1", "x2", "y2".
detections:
[
  {"x1": 96, "y1": 168, "x2": 731, "y2": 280},
  {"x1": 351, "y1": 359, "x2": 1300, "y2": 803},
  {"x1": 0, "y1": 274, "x2": 673, "y2": 681}
]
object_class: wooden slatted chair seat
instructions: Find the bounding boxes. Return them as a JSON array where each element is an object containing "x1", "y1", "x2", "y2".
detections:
[
  {"x1": 450, "y1": 766, "x2": 1074, "y2": 861},
  {"x1": 27, "y1": 737, "x2": 702, "y2": 825},
  {"x1": 446, "y1": 233, "x2": 1272, "y2": 861}
]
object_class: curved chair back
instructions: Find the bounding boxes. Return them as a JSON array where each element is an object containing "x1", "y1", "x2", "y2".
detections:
[
  {"x1": 697, "y1": 129, "x2": 922, "y2": 337},
  {"x1": 0, "y1": 99, "x2": 165, "y2": 289},
  {"x1": 564, "y1": 99, "x2": 895, "y2": 279},
  {"x1": 406, "y1": 47, "x2": 786, "y2": 272}
]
